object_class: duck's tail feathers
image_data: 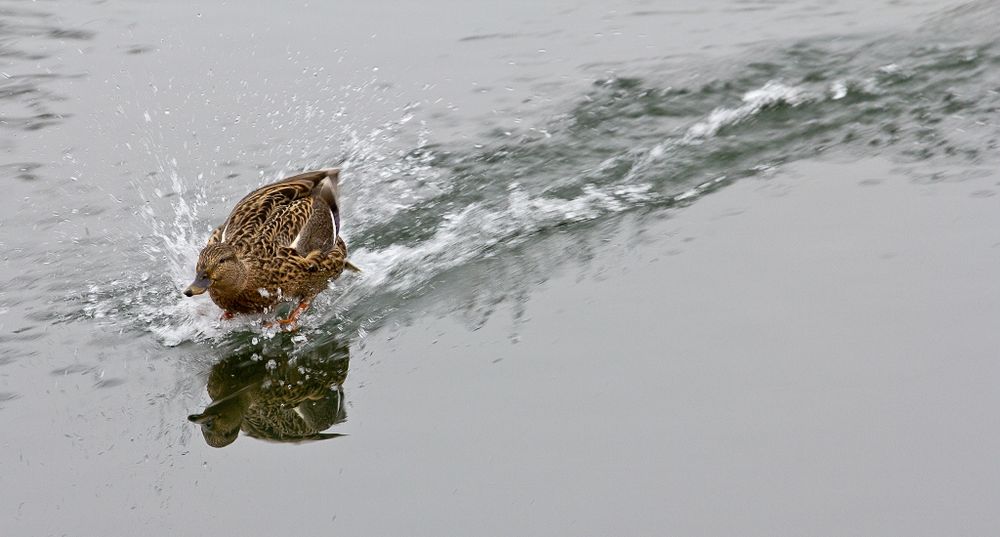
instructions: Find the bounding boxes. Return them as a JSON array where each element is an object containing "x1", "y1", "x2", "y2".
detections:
[{"x1": 315, "y1": 168, "x2": 341, "y2": 239}]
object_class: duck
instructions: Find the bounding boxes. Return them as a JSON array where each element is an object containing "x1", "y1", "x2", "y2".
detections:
[{"x1": 183, "y1": 168, "x2": 358, "y2": 326}]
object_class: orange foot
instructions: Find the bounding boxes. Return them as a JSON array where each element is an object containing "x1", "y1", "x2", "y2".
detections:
[
  {"x1": 261, "y1": 300, "x2": 312, "y2": 331},
  {"x1": 276, "y1": 299, "x2": 312, "y2": 330},
  {"x1": 220, "y1": 311, "x2": 235, "y2": 321}
]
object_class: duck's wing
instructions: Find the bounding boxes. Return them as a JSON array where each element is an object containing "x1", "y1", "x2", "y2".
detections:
[
  {"x1": 261, "y1": 198, "x2": 323, "y2": 253},
  {"x1": 273, "y1": 238, "x2": 348, "y2": 276},
  {"x1": 219, "y1": 169, "x2": 339, "y2": 248}
]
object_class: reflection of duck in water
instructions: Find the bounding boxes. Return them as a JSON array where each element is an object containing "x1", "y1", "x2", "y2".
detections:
[{"x1": 188, "y1": 337, "x2": 350, "y2": 447}]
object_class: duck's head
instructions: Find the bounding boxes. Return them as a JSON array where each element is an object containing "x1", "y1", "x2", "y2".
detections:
[
  {"x1": 184, "y1": 243, "x2": 245, "y2": 297},
  {"x1": 188, "y1": 406, "x2": 243, "y2": 448}
]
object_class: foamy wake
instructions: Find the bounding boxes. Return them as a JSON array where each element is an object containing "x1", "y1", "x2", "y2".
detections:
[
  {"x1": 84, "y1": 78, "x2": 873, "y2": 346},
  {"x1": 684, "y1": 81, "x2": 806, "y2": 141},
  {"x1": 346, "y1": 180, "x2": 656, "y2": 295}
]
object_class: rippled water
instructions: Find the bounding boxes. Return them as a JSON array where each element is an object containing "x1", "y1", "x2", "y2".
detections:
[
  {"x1": 66, "y1": 0, "x2": 1000, "y2": 347},
  {"x1": 3, "y1": 1, "x2": 1000, "y2": 535}
]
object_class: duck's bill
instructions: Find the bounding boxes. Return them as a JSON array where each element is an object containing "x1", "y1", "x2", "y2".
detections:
[{"x1": 184, "y1": 276, "x2": 211, "y2": 297}]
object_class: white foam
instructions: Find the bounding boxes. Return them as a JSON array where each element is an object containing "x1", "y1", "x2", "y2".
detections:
[
  {"x1": 86, "y1": 77, "x2": 845, "y2": 347},
  {"x1": 684, "y1": 81, "x2": 807, "y2": 141},
  {"x1": 343, "y1": 180, "x2": 656, "y2": 302},
  {"x1": 830, "y1": 80, "x2": 848, "y2": 100}
]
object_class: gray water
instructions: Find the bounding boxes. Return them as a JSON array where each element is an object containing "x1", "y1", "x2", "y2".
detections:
[{"x1": 3, "y1": 1, "x2": 1000, "y2": 535}]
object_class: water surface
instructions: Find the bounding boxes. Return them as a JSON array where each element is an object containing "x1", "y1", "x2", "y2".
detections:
[{"x1": 2, "y1": 0, "x2": 1000, "y2": 535}]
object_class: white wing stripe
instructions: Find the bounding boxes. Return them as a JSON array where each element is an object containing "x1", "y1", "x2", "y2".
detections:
[{"x1": 289, "y1": 229, "x2": 303, "y2": 250}]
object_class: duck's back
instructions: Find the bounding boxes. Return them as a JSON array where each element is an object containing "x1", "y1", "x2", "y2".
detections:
[{"x1": 220, "y1": 169, "x2": 340, "y2": 255}]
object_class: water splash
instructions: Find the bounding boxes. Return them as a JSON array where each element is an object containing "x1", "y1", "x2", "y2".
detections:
[
  {"x1": 81, "y1": 105, "x2": 435, "y2": 346},
  {"x1": 77, "y1": 14, "x2": 1000, "y2": 346},
  {"x1": 684, "y1": 81, "x2": 806, "y2": 140}
]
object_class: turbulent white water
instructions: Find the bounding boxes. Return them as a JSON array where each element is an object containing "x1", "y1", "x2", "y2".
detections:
[
  {"x1": 83, "y1": 79, "x2": 798, "y2": 346},
  {"x1": 73, "y1": 3, "x2": 1000, "y2": 347}
]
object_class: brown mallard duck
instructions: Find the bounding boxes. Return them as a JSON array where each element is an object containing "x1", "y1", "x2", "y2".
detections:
[{"x1": 183, "y1": 168, "x2": 358, "y2": 325}]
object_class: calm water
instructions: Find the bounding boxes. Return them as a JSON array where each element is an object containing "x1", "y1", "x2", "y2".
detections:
[{"x1": 3, "y1": 0, "x2": 1000, "y2": 535}]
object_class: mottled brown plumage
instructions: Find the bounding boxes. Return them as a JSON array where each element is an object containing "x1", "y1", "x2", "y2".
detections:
[{"x1": 184, "y1": 168, "x2": 356, "y2": 320}]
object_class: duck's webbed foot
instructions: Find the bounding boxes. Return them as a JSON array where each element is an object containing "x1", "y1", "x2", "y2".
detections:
[
  {"x1": 220, "y1": 311, "x2": 235, "y2": 321},
  {"x1": 261, "y1": 299, "x2": 312, "y2": 331},
  {"x1": 277, "y1": 299, "x2": 312, "y2": 329}
]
